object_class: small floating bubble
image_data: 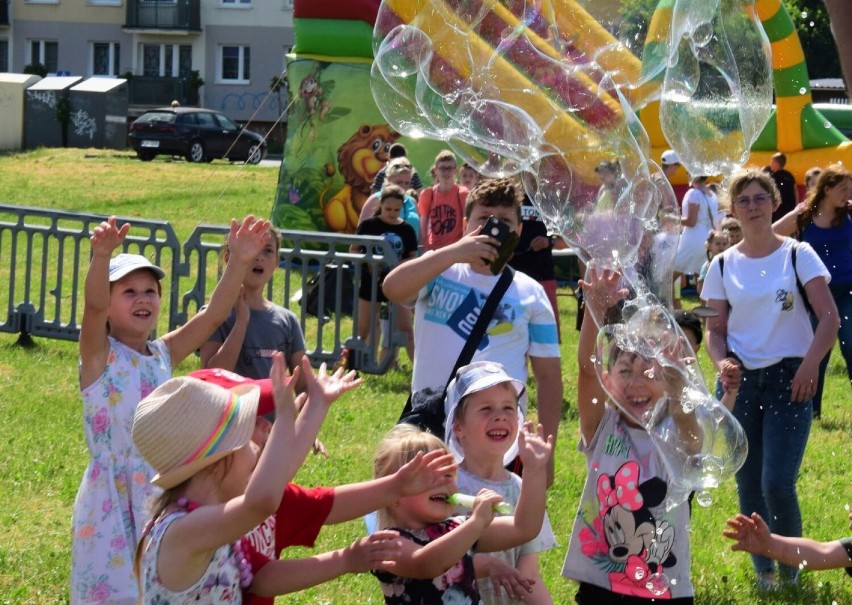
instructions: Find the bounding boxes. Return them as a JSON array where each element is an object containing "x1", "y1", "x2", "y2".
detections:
[
  {"x1": 696, "y1": 490, "x2": 713, "y2": 507},
  {"x1": 799, "y1": 87, "x2": 807, "y2": 95},
  {"x1": 645, "y1": 572, "x2": 670, "y2": 596},
  {"x1": 589, "y1": 354, "x2": 597, "y2": 363}
]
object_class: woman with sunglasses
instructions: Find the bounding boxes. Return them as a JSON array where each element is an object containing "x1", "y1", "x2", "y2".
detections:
[
  {"x1": 701, "y1": 169, "x2": 838, "y2": 591},
  {"x1": 772, "y1": 164, "x2": 852, "y2": 418}
]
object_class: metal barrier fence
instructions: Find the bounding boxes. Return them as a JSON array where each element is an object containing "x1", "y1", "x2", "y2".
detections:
[{"x1": 0, "y1": 205, "x2": 401, "y2": 374}]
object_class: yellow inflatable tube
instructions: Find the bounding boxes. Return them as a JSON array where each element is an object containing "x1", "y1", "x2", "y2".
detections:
[{"x1": 383, "y1": 0, "x2": 611, "y2": 180}]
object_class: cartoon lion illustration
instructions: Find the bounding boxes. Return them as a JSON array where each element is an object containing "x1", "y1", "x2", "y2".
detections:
[{"x1": 322, "y1": 124, "x2": 400, "y2": 232}]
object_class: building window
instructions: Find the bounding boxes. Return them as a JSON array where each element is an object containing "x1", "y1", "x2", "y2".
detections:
[
  {"x1": 221, "y1": 0, "x2": 252, "y2": 5},
  {"x1": 220, "y1": 45, "x2": 250, "y2": 82},
  {"x1": 87, "y1": 0, "x2": 121, "y2": 5},
  {"x1": 92, "y1": 42, "x2": 121, "y2": 76},
  {"x1": 142, "y1": 44, "x2": 192, "y2": 77},
  {"x1": 30, "y1": 40, "x2": 59, "y2": 73},
  {"x1": 0, "y1": 41, "x2": 8, "y2": 73}
]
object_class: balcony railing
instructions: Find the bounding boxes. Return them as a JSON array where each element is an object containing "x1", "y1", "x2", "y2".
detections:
[
  {"x1": 125, "y1": 0, "x2": 201, "y2": 32},
  {"x1": 0, "y1": 0, "x2": 10, "y2": 27},
  {"x1": 128, "y1": 76, "x2": 190, "y2": 107}
]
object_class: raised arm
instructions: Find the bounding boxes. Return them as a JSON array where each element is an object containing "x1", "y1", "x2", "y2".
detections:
[
  {"x1": 382, "y1": 229, "x2": 497, "y2": 305},
  {"x1": 198, "y1": 287, "x2": 249, "y2": 372},
  {"x1": 724, "y1": 512, "x2": 852, "y2": 571},
  {"x1": 380, "y1": 491, "x2": 502, "y2": 579},
  {"x1": 163, "y1": 215, "x2": 269, "y2": 365},
  {"x1": 163, "y1": 352, "x2": 300, "y2": 555},
  {"x1": 251, "y1": 530, "x2": 402, "y2": 596},
  {"x1": 324, "y1": 450, "x2": 456, "y2": 524},
  {"x1": 79, "y1": 216, "x2": 130, "y2": 389},
  {"x1": 772, "y1": 204, "x2": 803, "y2": 236},
  {"x1": 478, "y1": 423, "x2": 552, "y2": 553}
]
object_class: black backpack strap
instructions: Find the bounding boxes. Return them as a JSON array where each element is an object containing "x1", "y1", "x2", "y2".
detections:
[
  {"x1": 397, "y1": 266, "x2": 514, "y2": 421},
  {"x1": 791, "y1": 242, "x2": 814, "y2": 315},
  {"x1": 445, "y1": 266, "x2": 514, "y2": 388}
]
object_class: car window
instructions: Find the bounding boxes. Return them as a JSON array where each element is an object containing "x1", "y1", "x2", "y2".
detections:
[
  {"x1": 177, "y1": 113, "x2": 197, "y2": 125},
  {"x1": 136, "y1": 111, "x2": 176, "y2": 125},
  {"x1": 196, "y1": 112, "x2": 217, "y2": 127},
  {"x1": 214, "y1": 114, "x2": 239, "y2": 130}
]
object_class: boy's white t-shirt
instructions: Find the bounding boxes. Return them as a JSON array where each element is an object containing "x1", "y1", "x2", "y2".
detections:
[
  {"x1": 410, "y1": 263, "x2": 560, "y2": 410},
  {"x1": 701, "y1": 238, "x2": 830, "y2": 369}
]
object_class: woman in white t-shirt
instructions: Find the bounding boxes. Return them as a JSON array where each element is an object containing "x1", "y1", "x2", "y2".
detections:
[
  {"x1": 701, "y1": 169, "x2": 838, "y2": 591},
  {"x1": 674, "y1": 175, "x2": 719, "y2": 276}
]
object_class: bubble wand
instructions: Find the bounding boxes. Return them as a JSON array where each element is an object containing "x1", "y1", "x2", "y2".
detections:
[{"x1": 446, "y1": 493, "x2": 513, "y2": 515}]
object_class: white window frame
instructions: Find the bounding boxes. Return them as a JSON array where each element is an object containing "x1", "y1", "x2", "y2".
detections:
[
  {"x1": 87, "y1": 0, "x2": 121, "y2": 5},
  {"x1": 91, "y1": 42, "x2": 121, "y2": 76},
  {"x1": 29, "y1": 40, "x2": 59, "y2": 73},
  {"x1": 25, "y1": 0, "x2": 59, "y2": 4},
  {"x1": 218, "y1": 45, "x2": 250, "y2": 84},
  {"x1": 221, "y1": 0, "x2": 252, "y2": 7},
  {"x1": 140, "y1": 43, "x2": 192, "y2": 78}
]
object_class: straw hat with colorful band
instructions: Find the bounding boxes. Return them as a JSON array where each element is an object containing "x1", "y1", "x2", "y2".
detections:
[
  {"x1": 444, "y1": 361, "x2": 526, "y2": 466},
  {"x1": 132, "y1": 376, "x2": 259, "y2": 489},
  {"x1": 189, "y1": 368, "x2": 275, "y2": 419}
]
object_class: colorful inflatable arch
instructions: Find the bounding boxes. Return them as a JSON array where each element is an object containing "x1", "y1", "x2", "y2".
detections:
[
  {"x1": 272, "y1": 0, "x2": 448, "y2": 234},
  {"x1": 641, "y1": 0, "x2": 852, "y2": 184}
]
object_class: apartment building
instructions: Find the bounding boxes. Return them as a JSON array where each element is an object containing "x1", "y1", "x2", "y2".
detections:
[{"x1": 0, "y1": 0, "x2": 294, "y2": 122}]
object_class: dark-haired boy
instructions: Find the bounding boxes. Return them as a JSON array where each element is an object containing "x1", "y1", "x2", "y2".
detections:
[{"x1": 384, "y1": 178, "x2": 562, "y2": 484}]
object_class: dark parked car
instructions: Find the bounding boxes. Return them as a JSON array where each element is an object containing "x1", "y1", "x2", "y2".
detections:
[{"x1": 128, "y1": 107, "x2": 267, "y2": 164}]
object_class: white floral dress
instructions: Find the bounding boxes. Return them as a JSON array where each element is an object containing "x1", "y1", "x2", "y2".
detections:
[
  {"x1": 141, "y1": 511, "x2": 242, "y2": 604},
  {"x1": 71, "y1": 336, "x2": 171, "y2": 605}
]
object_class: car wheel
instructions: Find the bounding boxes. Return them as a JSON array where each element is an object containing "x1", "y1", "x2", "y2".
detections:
[
  {"x1": 246, "y1": 144, "x2": 266, "y2": 165},
  {"x1": 137, "y1": 150, "x2": 155, "y2": 162},
  {"x1": 186, "y1": 140, "x2": 206, "y2": 163}
]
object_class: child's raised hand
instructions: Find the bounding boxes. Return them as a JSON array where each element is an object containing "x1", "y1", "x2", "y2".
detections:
[
  {"x1": 270, "y1": 351, "x2": 299, "y2": 424},
  {"x1": 517, "y1": 421, "x2": 553, "y2": 471},
  {"x1": 90, "y1": 216, "x2": 130, "y2": 257},
  {"x1": 723, "y1": 512, "x2": 771, "y2": 556},
  {"x1": 394, "y1": 450, "x2": 457, "y2": 498},
  {"x1": 344, "y1": 530, "x2": 402, "y2": 574},
  {"x1": 303, "y1": 356, "x2": 362, "y2": 406},
  {"x1": 226, "y1": 215, "x2": 271, "y2": 265},
  {"x1": 578, "y1": 264, "x2": 629, "y2": 325}
]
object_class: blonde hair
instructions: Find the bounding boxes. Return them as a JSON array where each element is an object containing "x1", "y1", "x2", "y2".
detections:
[
  {"x1": 373, "y1": 425, "x2": 448, "y2": 529},
  {"x1": 386, "y1": 157, "x2": 413, "y2": 179}
]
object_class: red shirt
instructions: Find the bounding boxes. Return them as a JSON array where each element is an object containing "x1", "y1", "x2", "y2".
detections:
[{"x1": 244, "y1": 483, "x2": 335, "y2": 605}]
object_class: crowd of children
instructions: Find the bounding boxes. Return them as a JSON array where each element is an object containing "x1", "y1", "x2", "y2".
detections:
[{"x1": 68, "y1": 153, "x2": 852, "y2": 605}]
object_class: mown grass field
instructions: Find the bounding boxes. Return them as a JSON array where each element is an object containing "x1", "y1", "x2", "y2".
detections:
[{"x1": 1, "y1": 149, "x2": 850, "y2": 604}]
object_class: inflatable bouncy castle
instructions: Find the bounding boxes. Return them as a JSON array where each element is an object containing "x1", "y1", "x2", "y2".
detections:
[
  {"x1": 273, "y1": 0, "x2": 851, "y2": 233},
  {"x1": 271, "y1": 0, "x2": 447, "y2": 234}
]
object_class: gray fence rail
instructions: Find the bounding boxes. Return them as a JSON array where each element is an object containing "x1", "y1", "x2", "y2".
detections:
[{"x1": 0, "y1": 205, "x2": 401, "y2": 374}]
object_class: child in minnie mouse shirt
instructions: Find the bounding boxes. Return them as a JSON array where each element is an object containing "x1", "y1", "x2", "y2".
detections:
[{"x1": 562, "y1": 268, "x2": 697, "y2": 604}]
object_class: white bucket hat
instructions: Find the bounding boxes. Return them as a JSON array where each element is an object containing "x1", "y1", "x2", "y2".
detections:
[{"x1": 444, "y1": 361, "x2": 526, "y2": 465}]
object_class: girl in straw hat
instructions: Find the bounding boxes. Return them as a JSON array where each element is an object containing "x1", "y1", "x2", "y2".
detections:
[
  {"x1": 132, "y1": 352, "x2": 392, "y2": 603},
  {"x1": 72, "y1": 214, "x2": 271, "y2": 605}
]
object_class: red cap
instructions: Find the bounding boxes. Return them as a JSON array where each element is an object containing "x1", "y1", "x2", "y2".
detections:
[{"x1": 189, "y1": 368, "x2": 274, "y2": 418}]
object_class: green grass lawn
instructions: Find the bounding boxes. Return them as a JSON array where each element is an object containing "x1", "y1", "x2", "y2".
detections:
[{"x1": 1, "y1": 149, "x2": 851, "y2": 604}]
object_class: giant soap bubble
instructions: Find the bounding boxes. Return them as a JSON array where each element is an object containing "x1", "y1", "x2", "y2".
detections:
[{"x1": 372, "y1": 0, "x2": 767, "y2": 507}]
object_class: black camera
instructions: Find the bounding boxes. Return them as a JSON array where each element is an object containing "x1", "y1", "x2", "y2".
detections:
[{"x1": 482, "y1": 216, "x2": 519, "y2": 275}]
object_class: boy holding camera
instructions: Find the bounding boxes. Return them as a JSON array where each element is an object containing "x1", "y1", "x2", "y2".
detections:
[{"x1": 383, "y1": 178, "x2": 563, "y2": 485}]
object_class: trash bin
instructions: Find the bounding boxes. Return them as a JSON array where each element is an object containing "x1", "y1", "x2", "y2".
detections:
[
  {"x1": 24, "y1": 76, "x2": 82, "y2": 149},
  {"x1": 0, "y1": 73, "x2": 42, "y2": 151},
  {"x1": 68, "y1": 77, "x2": 129, "y2": 150}
]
